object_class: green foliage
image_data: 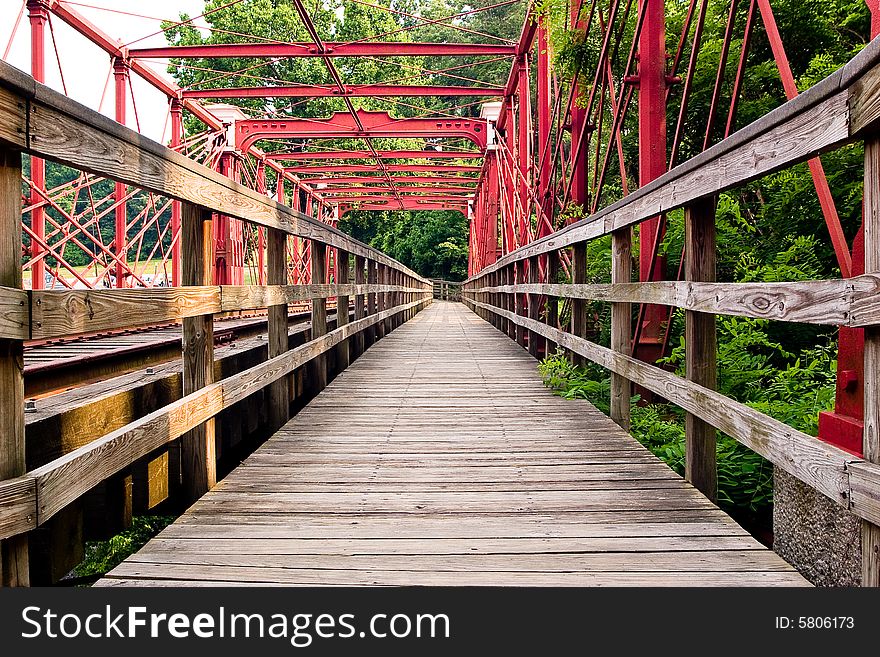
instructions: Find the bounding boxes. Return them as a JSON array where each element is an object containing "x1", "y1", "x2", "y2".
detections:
[
  {"x1": 340, "y1": 209, "x2": 469, "y2": 280},
  {"x1": 540, "y1": 229, "x2": 838, "y2": 522},
  {"x1": 71, "y1": 515, "x2": 174, "y2": 579}
]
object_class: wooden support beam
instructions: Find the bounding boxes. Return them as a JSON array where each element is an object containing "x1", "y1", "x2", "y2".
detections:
[
  {"x1": 367, "y1": 259, "x2": 377, "y2": 347},
  {"x1": 684, "y1": 199, "x2": 718, "y2": 502},
  {"x1": 0, "y1": 146, "x2": 28, "y2": 586},
  {"x1": 529, "y1": 256, "x2": 543, "y2": 357},
  {"x1": 506, "y1": 265, "x2": 515, "y2": 339},
  {"x1": 310, "y1": 241, "x2": 328, "y2": 392},
  {"x1": 267, "y1": 227, "x2": 290, "y2": 430},
  {"x1": 377, "y1": 263, "x2": 387, "y2": 340},
  {"x1": 179, "y1": 203, "x2": 215, "y2": 504},
  {"x1": 571, "y1": 243, "x2": 588, "y2": 366},
  {"x1": 546, "y1": 254, "x2": 559, "y2": 354},
  {"x1": 515, "y1": 262, "x2": 526, "y2": 347},
  {"x1": 336, "y1": 250, "x2": 350, "y2": 370},
  {"x1": 354, "y1": 255, "x2": 366, "y2": 357},
  {"x1": 863, "y1": 137, "x2": 880, "y2": 587},
  {"x1": 610, "y1": 228, "x2": 631, "y2": 430}
]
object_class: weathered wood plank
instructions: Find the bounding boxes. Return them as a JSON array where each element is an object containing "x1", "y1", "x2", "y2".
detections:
[
  {"x1": 862, "y1": 136, "x2": 880, "y2": 587},
  {"x1": 28, "y1": 284, "x2": 419, "y2": 339},
  {"x1": 466, "y1": 275, "x2": 880, "y2": 327},
  {"x1": 335, "y1": 250, "x2": 350, "y2": 370},
  {"x1": 267, "y1": 227, "x2": 289, "y2": 430},
  {"x1": 180, "y1": 204, "x2": 215, "y2": 503},
  {"x1": 15, "y1": 299, "x2": 424, "y2": 528},
  {"x1": 99, "y1": 303, "x2": 803, "y2": 587},
  {"x1": 31, "y1": 287, "x2": 220, "y2": 338},
  {"x1": 684, "y1": 199, "x2": 717, "y2": 501},
  {"x1": 0, "y1": 287, "x2": 28, "y2": 341},
  {"x1": 310, "y1": 241, "x2": 328, "y2": 392},
  {"x1": 0, "y1": 146, "x2": 28, "y2": 585},
  {"x1": 610, "y1": 228, "x2": 631, "y2": 430},
  {"x1": 465, "y1": 299, "x2": 880, "y2": 525}
]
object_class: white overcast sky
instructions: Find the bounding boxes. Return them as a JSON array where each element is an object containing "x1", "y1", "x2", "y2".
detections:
[{"x1": 0, "y1": 0, "x2": 208, "y2": 142}]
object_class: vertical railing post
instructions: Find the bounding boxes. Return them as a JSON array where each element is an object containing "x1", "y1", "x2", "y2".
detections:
[
  {"x1": 528, "y1": 256, "x2": 542, "y2": 358},
  {"x1": 515, "y1": 261, "x2": 526, "y2": 347},
  {"x1": 310, "y1": 240, "x2": 328, "y2": 392},
  {"x1": 336, "y1": 250, "x2": 350, "y2": 370},
  {"x1": 355, "y1": 255, "x2": 366, "y2": 356},
  {"x1": 571, "y1": 243, "x2": 588, "y2": 365},
  {"x1": 862, "y1": 138, "x2": 880, "y2": 587},
  {"x1": 610, "y1": 228, "x2": 632, "y2": 430},
  {"x1": 377, "y1": 263, "x2": 387, "y2": 339},
  {"x1": 0, "y1": 147, "x2": 28, "y2": 586},
  {"x1": 180, "y1": 202, "x2": 215, "y2": 503},
  {"x1": 684, "y1": 198, "x2": 718, "y2": 501},
  {"x1": 503, "y1": 266, "x2": 512, "y2": 336},
  {"x1": 267, "y1": 227, "x2": 289, "y2": 429},
  {"x1": 546, "y1": 253, "x2": 559, "y2": 354},
  {"x1": 367, "y1": 258, "x2": 377, "y2": 347}
]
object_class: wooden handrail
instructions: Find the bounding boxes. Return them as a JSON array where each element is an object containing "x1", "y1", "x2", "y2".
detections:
[
  {"x1": 461, "y1": 37, "x2": 880, "y2": 586},
  {"x1": 464, "y1": 275, "x2": 880, "y2": 327},
  {"x1": 0, "y1": 297, "x2": 427, "y2": 539},
  {"x1": 0, "y1": 284, "x2": 427, "y2": 340}
]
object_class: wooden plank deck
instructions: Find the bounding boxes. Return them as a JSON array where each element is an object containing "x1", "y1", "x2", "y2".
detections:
[{"x1": 98, "y1": 301, "x2": 809, "y2": 586}]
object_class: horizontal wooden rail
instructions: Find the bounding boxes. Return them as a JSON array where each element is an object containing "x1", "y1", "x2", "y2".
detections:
[
  {"x1": 14, "y1": 284, "x2": 425, "y2": 340},
  {"x1": 463, "y1": 274, "x2": 880, "y2": 327},
  {"x1": 466, "y1": 37, "x2": 880, "y2": 281},
  {"x1": 0, "y1": 60, "x2": 429, "y2": 286},
  {"x1": 0, "y1": 296, "x2": 430, "y2": 538},
  {"x1": 463, "y1": 297, "x2": 880, "y2": 525}
]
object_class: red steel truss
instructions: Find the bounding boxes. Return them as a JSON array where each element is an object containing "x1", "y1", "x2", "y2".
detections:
[
  {"x1": 7, "y1": 0, "x2": 872, "y2": 455},
  {"x1": 235, "y1": 110, "x2": 489, "y2": 153}
]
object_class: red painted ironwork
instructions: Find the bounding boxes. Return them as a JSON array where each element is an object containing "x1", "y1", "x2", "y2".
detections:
[
  {"x1": 267, "y1": 150, "x2": 483, "y2": 161},
  {"x1": 130, "y1": 42, "x2": 517, "y2": 59},
  {"x1": 27, "y1": 0, "x2": 48, "y2": 290},
  {"x1": 236, "y1": 110, "x2": 488, "y2": 153},
  {"x1": 634, "y1": 0, "x2": 669, "y2": 365},
  {"x1": 183, "y1": 85, "x2": 503, "y2": 99}
]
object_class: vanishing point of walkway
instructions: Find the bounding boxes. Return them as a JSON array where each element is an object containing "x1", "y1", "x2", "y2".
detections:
[{"x1": 99, "y1": 302, "x2": 808, "y2": 586}]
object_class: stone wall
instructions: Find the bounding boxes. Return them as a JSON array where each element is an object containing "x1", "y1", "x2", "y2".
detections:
[{"x1": 773, "y1": 468, "x2": 861, "y2": 586}]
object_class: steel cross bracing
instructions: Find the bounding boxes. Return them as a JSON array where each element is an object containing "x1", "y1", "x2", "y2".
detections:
[{"x1": 5, "y1": 0, "x2": 876, "y2": 455}]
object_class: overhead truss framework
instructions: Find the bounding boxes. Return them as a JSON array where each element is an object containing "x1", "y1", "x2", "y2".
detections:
[{"x1": 8, "y1": 0, "x2": 876, "y2": 455}]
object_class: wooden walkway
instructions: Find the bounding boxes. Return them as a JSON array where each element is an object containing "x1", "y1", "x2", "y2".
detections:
[{"x1": 99, "y1": 302, "x2": 808, "y2": 586}]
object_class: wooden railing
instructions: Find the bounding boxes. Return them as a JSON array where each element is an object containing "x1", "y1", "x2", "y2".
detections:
[
  {"x1": 0, "y1": 60, "x2": 432, "y2": 586},
  {"x1": 431, "y1": 279, "x2": 461, "y2": 301},
  {"x1": 463, "y1": 37, "x2": 880, "y2": 586}
]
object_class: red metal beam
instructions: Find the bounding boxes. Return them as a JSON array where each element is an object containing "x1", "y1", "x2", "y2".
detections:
[
  {"x1": 320, "y1": 189, "x2": 475, "y2": 197},
  {"x1": 28, "y1": 0, "x2": 47, "y2": 290},
  {"x1": 47, "y1": 1, "x2": 224, "y2": 131},
  {"x1": 323, "y1": 195, "x2": 472, "y2": 202},
  {"x1": 305, "y1": 176, "x2": 478, "y2": 186},
  {"x1": 635, "y1": 0, "x2": 670, "y2": 366},
  {"x1": 130, "y1": 42, "x2": 517, "y2": 59},
  {"x1": 183, "y1": 85, "x2": 503, "y2": 99},
  {"x1": 237, "y1": 110, "x2": 488, "y2": 152},
  {"x1": 267, "y1": 150, "x2": 483, "y2": 161},
  {"x1": 340, "y1": 201, "x2": 467, "y2": 214},
  {"x1": 288, "y1": 164, "x2": 482, "y2": 174}
]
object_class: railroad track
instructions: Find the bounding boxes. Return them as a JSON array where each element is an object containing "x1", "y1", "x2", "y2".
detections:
[{"x1": 24, "y1": 305, "x2": 318, "y2": 397}]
